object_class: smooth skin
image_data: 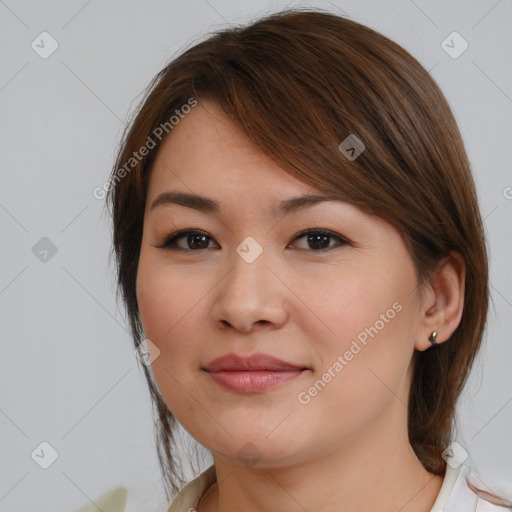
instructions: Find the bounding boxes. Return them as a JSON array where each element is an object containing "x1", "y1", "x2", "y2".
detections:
[{"x1": 136, "y1": 100, "x2": 466, "y2": 512}]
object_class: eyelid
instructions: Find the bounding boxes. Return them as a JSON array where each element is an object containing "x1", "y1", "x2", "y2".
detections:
[
  {"x1": 153, "y1": 228, "x2": 351, "y2": 251},
  {"x1": 290, "y1": 228, "x2": 351, "y2": 248},
  {"x1": 152, "y1": 229, "x2": 216, "y2": 250}
]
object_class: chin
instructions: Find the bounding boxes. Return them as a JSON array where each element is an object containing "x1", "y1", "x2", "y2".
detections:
[{"x1": 199, "y1": 429, "x2": 306, "y2": 469}]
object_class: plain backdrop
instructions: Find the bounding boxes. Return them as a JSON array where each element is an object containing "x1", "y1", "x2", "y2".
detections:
[{"x1": 1, "y1": 1, "x2": 511, "y2": 511}]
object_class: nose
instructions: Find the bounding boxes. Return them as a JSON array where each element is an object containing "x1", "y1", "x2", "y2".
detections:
[{"x1": 210, "y1": 245, "x2": 289, "y2": 333}]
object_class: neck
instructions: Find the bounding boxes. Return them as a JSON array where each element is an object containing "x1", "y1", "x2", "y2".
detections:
[{"x1": 198, "y1": 414, "x2": 445, "y2": 512}]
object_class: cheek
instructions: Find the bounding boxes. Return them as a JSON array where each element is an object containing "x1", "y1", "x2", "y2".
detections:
[
  {"x1": 136, "y1": 265, "x2": 173, "y2": 343},
  {"x1": 137, "y1": 257, "x2": 196, "y2": 339},
  {"x1": 297, "y1": 295, "x2": 415, "y2": 442},
  {"x1": 136, "y1": 260, "x2": 208, "y2": 424},
  {"x1": 308, "y1": 259, "x2": 418, "y2": 386},
  {"x1": 135, "y1": 258, "x2": 210, "y2": 379},
  {"x1": 308, "y1": 267, "x2": 395, "y2": 351}
]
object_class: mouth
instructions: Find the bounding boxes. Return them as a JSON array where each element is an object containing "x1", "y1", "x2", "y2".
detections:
[
  {"x1": 202, "y1": 353, "x2": 309, "y2": 393},
  {"x1": 205, "y1": 369, "x2": 307, "y2": 393}
]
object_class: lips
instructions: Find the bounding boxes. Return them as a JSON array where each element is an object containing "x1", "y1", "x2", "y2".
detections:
[
  {"x1": 202, "y1": 353, "x2": 308, "y2": 393},
  {"x1": 203, "y1": 353, "x2": 306, "y2": 372}
]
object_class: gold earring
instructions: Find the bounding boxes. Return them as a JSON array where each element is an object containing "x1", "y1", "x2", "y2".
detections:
[{"x1": 428, "y1": 331, "x2": 438, "y2": 345}]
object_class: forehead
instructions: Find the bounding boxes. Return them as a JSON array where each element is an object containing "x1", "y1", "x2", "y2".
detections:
[{"x1": 147, "y1": 100, "x2": 316, "y2": 200}]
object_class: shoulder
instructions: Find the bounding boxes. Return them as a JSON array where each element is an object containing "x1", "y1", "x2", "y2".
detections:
[
  {"x1": 435, "y1": 462, "x2": 512, "y2": 512},
  {"x1": 466, "y1": 476, "x2": 512, "y2": 510},
  {"x1": 166, "y1": 465, "x2": 217, "y2": 512}
]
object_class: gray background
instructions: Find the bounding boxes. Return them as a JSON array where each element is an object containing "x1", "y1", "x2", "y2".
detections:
[{"x1": 1, "y1": 1, "x2": 511, "y2": 511}]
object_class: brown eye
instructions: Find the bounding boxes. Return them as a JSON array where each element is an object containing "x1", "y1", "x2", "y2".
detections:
[
  {"x1": 154, "y1": 230, "x2": 219, "y2": 250},
  {"x1": 291, "y1": 229, "x2": 349, "y2": 251}
]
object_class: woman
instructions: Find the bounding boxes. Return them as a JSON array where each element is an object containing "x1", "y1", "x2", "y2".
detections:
[{"x1": 103, "y1": 8, "x2": 510, "y2": 512}]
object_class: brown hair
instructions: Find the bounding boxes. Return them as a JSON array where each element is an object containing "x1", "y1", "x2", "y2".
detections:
[{"x1": 107, "y1": 8, "x2": 491, "y2": 500}]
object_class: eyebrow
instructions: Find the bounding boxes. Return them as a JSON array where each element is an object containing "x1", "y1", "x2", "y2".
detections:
[{"x1": 150, "y1": 191, "x2": 344, "y2": 217}]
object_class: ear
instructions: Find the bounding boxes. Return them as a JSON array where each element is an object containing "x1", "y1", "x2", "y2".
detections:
[{"x1": 415, "y1": 251, "x2": 466, "y2": 351}]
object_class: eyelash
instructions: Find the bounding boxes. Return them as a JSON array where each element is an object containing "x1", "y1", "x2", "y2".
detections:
[{"x1": 153, "y1": 229, "x2": 350, "y2": 252}]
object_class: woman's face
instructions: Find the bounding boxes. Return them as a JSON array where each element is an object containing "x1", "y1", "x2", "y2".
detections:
[{"x1": 137, "y1": 100, "x2": 427, "y2": 468}]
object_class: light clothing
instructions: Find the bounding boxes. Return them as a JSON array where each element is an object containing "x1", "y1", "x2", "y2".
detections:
[{"x1": 166, "y1": 465, "x2": 216, "y2": 512}]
